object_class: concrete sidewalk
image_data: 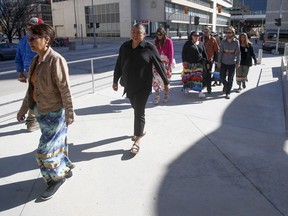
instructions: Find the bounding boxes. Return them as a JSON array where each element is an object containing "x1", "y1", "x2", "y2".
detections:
[{"x1": 1, "y1": 55, "x2": 288, "y2": 216}]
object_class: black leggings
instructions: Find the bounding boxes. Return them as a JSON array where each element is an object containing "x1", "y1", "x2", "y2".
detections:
[{"x1": 128, "y1": 89, "x2": 150, "y2": 137}]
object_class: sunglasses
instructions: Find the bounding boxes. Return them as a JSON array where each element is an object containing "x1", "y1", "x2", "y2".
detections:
[
  {"x1": 192, "y1": 35, "x2": 200, "y2": 37},
  {"x1": 226, "y1": 32, "x2": 233, "y2": 34},
  {"x1": 28, "y1": 36, "x2": 43, "y2": 42},
  {"x1": 157, "y1": 33, "x2": 163, "y2": 36}
]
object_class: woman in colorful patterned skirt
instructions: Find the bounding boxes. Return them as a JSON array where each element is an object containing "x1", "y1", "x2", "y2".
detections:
[
  {"x1": 181, "y1": 31, "x2": 208, "y2": 98},
  {"x1": 17, "y1": 23, "x2": 74, "y2": 201},
  {"x1": 152, "y1": 27, "x2": 174, "y2": 104}
]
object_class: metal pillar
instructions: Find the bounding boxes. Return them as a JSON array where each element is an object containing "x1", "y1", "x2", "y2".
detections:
[
  {"x1": 92, "y1": 0, "x2": 97, "y2": 48},
  {"x1": 275, "y1": 0, "x2": 282, "y2": 55}
]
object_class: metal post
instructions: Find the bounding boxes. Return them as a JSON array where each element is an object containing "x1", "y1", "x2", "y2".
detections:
[
  {"x1": 188, "y1": 15, "x2": 192, "y2": 34},
  {"x1": 91, "y1": 59, "x2": 95, "y2": 93},
  {"x1": 73, "y1": 0, "x2": 77, "y2": 38},
  {"x1": 91, "y1": 0, "x2": 97, "y2": 48},
  {"x1": 275, "y1": 0, "x2": 282, "y2": 55},
  {"x1": 258, "y1": 49, "x2": 263, "y2": 64},
  {"x1": 81, "y1": 24, "x2": 83, "y2": 45},
  {"x1": 166, "y1": 10, "x2": 180, "y2": 37}
]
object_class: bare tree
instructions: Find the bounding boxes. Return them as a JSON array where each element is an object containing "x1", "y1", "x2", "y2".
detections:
[{"x1": 0, "y1": 0, "x2": 39, "y2": 42}]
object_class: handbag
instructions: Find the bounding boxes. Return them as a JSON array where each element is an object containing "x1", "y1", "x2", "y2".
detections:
[{"x1": 171, "y1": 58, "x2": 176, "y2": 69}]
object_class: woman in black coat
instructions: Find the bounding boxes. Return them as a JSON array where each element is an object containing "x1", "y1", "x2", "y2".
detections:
[
  {"x1": 181, "y1": 31, "x2": 208, "y2": 98},
  {"x1": 236, "y1": 32, "x2": 257, "y2": 91},
  {"x1": 112, "y1": 23, "x2": 170, "y2": 154}
]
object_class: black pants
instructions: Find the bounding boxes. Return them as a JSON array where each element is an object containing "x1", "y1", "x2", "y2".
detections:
[
  {"x1": 128, "y1": 89, "x2": 150, "y2": 137},
  {"x1": 203, "y1": 61, "x2": 213, "y2": 92},
  {"x1": 220, "y1": 63, "x2": 236, "y2": 95}
]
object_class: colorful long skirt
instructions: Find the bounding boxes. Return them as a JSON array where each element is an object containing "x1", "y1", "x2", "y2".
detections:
[
  {"x1": 181, "y1": 62, "x2": 204, "y2": 92},
  {"x1": 35, "y1": 108, "x2": 74, "y2": 183},
  {"x1": 236, "y1": 65, "x2": 249, "y2": 85},
  {"x1": 152, "y1": 54, "x2": 172, "y2": 92}
]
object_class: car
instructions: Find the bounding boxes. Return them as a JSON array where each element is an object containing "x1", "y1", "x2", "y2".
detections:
[
  {"x1": 262, "y1": 32, "x2": 288, "y2": 54},
  {"x1": 0, "y1": 43, "x2": 18, "y2": 61}
]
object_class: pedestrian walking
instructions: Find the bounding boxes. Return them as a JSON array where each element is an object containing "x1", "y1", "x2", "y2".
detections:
[
  {"x1": 17, "y1": 23, "x2": 75, "y2": 200},
  {"x1": 153, "y1": 27, "x2": 174, "y2": 104},
  {"x1": 217, "y1": 26, "x2": 240, "y2": 99},
  {"x1": 112, "y1": 23, "x2": 170, "y2": 155},
  {"x1": 181, "y1": 30, "x2": 208, "y2": 98},
  {"x1": 236, "y1": 32, "x2": 257, "y2": 92},
  {"x1": 15, "y1": 17, "x2": 43, "y2": 132},
  {"x1": 202, "y1": 26, "x2": 220, "y2": 94}
]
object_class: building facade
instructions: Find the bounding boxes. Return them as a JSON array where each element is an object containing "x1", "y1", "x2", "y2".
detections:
[
  {"x1": 51, "y1": 0, "x2": 232, "y2": 38},
  {"x1": 265, "y1": 0, "x2": 288, "y2": 34},
  {"x1": 31, "y1": 2, "x2": 53, "y2": 26}
]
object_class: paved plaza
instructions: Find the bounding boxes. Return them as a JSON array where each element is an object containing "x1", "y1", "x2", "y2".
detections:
[{"x1": 0, "y1": 44, "x2": 287, "y2": 215}]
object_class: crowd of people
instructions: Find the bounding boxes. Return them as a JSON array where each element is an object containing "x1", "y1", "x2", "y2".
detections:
[
  {"x1": 15, "y1": 20, "x2": 257, "y2": 201},
  {"x1": 181, "y1": 26, "x2": 257, "y2": 99}
]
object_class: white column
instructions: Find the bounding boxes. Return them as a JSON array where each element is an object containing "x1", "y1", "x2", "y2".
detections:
[{"x1": 212, "y1": 0, "x2": 217, "y2": 32}]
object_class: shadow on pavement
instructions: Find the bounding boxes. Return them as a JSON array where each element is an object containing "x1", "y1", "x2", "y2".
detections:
[
  {"x1": 0, "y1": 135, "x2": 128, "y2": 212},
  {"x1": 74, "y1": 98, "x2": 131, "y2": 115},
  {"x1": 0, "y1": 135, "x2": 129, "y2": 179},
  {"x1": 0, "y1": 178, "x2": 44, "y2": 212},
  {"x1": 156, "y1": 71, "x2": 288, "y2": 215}
]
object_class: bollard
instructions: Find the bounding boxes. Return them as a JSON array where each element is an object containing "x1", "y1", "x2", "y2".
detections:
[{"x1": 258, "y1": 48, "x2": 263, "y2": 64}]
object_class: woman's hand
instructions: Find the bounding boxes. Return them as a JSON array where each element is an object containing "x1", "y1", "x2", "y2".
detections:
[
  {"x1": 112, "y1": 83, "x2": 118, "y2": 91},
  {"x1": 66, "y1": 118, "x2": 74, "y2": 126},
  {"x1": 217, "y1": 62, "x2": 221, "y2": 69},
  {"x1": 17, "y1": 111, "x2": 26, "y2": 122}
]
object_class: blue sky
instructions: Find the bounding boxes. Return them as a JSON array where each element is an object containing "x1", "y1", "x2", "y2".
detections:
[{"x1": 244, "y1": 0, "x2": 267, "y2": 11}]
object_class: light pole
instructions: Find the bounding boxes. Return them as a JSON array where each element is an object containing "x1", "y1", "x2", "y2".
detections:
[
  {"x1": 166, "y1": 10, "x2": 179, "y2": 37},
  {"x1": 73, "y1": 0, "x2": 77, "y2": 38},
  {"x1": 91, "y1": 0, "x2": 97, "y2": 48},
  {"x1": 275, "y1": 0, "x2": 282, "y2": 55}
]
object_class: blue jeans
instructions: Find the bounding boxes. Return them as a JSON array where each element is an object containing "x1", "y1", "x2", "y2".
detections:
[{"x1": 220, "y1": 63, "x2": 236, "y2": 94}]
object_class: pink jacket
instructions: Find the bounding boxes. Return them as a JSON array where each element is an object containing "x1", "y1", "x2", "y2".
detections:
[{"x1": 154, "y1": 37, "x2": 174, "y2": 67}]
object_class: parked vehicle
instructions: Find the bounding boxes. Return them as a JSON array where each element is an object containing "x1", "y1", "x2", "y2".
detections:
[
  {"x1": 0, "y1": 34, "x2": 8, "y2": 42},
  {"x1": 262, "y1": 31, "x2": 288, "y2": 53},
  {"x1": 0, "y1": 43, "x2": 18, "y2": 61}
]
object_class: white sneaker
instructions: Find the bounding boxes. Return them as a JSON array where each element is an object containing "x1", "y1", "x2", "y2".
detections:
[{"x1": 198, "y1": 92, "x2": 206, "y2": 98}]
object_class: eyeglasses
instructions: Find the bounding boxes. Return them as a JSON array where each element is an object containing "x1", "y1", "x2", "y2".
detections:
[
  {"x1": 226, "y1": 32, "x2": 233, "y2": 34},
  {"x1": 28, "y1": 36, "x2": 43, "y2": 42},
  {"x1": 131, "y1": 30, "x2": 144, "y2": 36}
]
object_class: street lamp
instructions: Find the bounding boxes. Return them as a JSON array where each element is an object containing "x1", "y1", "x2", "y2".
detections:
[
  {"x1": 274, "y1": 0, "x2": 282, "y2": 55},
  {"x1": 166, "y1": 10, "x2": 179, "y2": 37},
  {"x1": 73, "y1": 0, "x2": 77, "y2": 38}
]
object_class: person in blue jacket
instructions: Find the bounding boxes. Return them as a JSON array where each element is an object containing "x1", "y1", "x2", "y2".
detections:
[{"x1": 15, "y1": 17, "x2": 43, "y2": 132}]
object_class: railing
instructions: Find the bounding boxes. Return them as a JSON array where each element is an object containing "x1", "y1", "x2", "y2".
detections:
[
  {"x1": 67, "y1": 54, "x2": 118, "y2": 93},
  {"x1": 0, "y1": 54, "x2": 119, "y2": 93}
]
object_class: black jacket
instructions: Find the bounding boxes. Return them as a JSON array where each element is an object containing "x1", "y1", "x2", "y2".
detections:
[
  {"x1": 182, "y1": 40, "x2": 208, "y2": 65},
  {"x1": 113, "y1": 40, "x2": 169, "y2": 97},
  {"x1": 240, "y1": 43, "x2": 257, "y2": 67}
]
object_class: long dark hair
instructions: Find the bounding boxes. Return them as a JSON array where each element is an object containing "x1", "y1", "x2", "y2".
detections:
[{"x1": 155, "y1": 27, "x2": 167, "y2": 49}]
